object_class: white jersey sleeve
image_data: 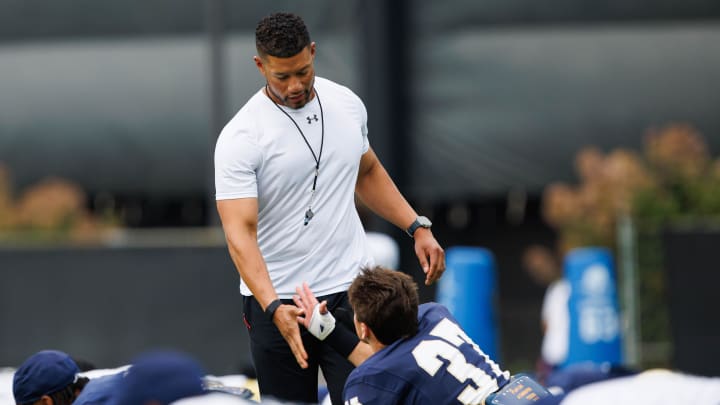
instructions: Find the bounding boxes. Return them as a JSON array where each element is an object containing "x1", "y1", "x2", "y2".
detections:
[
  {"x1": 360, "y1": 94, "x2": 369, "y2": 153},
  {"x1": 214, "y1": 111, "x2": 264, "y2": 201}
]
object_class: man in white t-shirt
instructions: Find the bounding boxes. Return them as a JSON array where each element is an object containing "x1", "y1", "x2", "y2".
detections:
[
  {"x1": 541, "y1": 279, "x2": 570, "y2": 367},
  {"x1": 214, "y1": 12, "x2": 445, "y2": 405},
  {"x1": 522, "y1": 245, "x2": 569, "y2": 381}
]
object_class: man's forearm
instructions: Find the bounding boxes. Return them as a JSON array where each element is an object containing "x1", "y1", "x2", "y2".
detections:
[
  {"x1": 314, "y1": 316, "x2": 372, "y2": 366},
  {"x1": 355, "y1": 154, "x2": 416, "y2": 231},
  {"x1": 303, "y1": 301, "x2": 373, "y2": 366},
  {"x1": 226, "y1": 233, "x2": 277, "y2": 310},
  {"x1": 346, "y1": 339, "x2": 374, "y2": 366}
]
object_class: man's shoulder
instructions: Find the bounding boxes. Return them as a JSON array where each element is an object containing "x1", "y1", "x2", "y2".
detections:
[
  {"x1": 74, "y1": 371, "x2": 126, "y2": 405},
  {"x1": 235, "y1": 89, "x2": 270, "y2": 119},
  {"x1": 418, "y1": 302, "x2": 453, "y2": 322},
  {"x1": 220, "y1": 89, "x2": 268, "y2": 138},
  {"x1": 347, "y1": 359, "x2": 409, "y2": 388},
  {"x1": 315, "y1": 77, "x2": 361, "y2": 101},
  {"x1": 544, "y1": 280, "x2": 570, "y2": 303},
  {"x1": 415, "y1": 303, "x2": 467, "y2": 337}
]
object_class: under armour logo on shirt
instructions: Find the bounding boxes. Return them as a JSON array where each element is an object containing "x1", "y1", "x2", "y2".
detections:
[{"x1": 307, "y1": 114, "x2": 319, "y2": 124}]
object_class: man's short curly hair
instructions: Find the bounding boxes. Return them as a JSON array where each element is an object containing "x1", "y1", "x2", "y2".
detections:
[{"x1": 255, "y1": 12, "x2": 311, "y2": 58}]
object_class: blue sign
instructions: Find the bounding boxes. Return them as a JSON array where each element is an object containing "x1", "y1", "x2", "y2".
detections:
[
  {"x1": 437, "y1": 246, "x2": 499, "y2": 360},
  {"x1": 563, "y1": 247, "x2": 623, "y2": 367}
]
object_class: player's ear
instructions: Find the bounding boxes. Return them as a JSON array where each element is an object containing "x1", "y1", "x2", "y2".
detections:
[
  {"x1": 358, "y1": 322, "x2": 369, "y2": 341},
  {"x1": 253, "y1": 55, "x2": 266, "y2": 75},
  {"x1": 39, "y1": 395, "x2": 54, "y2": 405}
]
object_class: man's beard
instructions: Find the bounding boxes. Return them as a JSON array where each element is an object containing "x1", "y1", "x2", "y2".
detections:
[{"x1": 267, "y1": 76, "x2": 314, "y2": 109}]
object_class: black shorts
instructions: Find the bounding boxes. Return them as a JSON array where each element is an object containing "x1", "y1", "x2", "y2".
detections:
[{"x1": 242, "y1": 291, "x2": 358, "y2": 405}]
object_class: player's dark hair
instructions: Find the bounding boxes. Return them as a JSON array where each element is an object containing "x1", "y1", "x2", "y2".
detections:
[
  {"x1": 348, "y1": 266, "x2": 419, "y2": 345},
  {"x1": 255, "y1": 12, "x2": 311, "y2": 58}
]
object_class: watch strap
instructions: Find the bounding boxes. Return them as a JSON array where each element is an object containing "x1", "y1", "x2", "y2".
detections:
[
  {"x1": 406, "y1": 216, "x2": 431, "y2": 237},
  {"x1": 406, "y1": 219, "x2": 422, "y2": 237}
]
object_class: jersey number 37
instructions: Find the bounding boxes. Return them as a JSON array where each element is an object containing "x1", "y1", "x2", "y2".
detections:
[{"x1": 412, "y1": 318, "x2": 506, "y2": 405}]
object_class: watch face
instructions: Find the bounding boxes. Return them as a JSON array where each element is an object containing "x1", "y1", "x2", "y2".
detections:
[
  {"x1": 418, "y1": 216, "x2": 432, "y2": 227},
  {"x1": 407, "y1": 216, "x2": 433, "y2": 237}
]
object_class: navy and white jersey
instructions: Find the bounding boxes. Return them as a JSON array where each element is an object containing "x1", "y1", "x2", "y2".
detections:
[{"x1": 343, "y1": 303, "x2": 511, "y2": 405}]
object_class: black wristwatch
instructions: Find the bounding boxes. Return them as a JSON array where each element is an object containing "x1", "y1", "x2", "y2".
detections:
[{"x1": 406, "y1": 216, "x2": 432, "y2": 238}]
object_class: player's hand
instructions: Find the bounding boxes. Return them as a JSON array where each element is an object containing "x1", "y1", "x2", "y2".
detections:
[
  {"x1": 293, "y1": 282, "x2": 323, "y2": 329},
  {"x1": 294, "y1": 282, "x2": 336, "y2": 340},
  {"x1": 272, "y1": 304, "x2": 308, "y2": 369},
  {"x1": 413, "y1": 228, "x2": 446, "y2": 285}
]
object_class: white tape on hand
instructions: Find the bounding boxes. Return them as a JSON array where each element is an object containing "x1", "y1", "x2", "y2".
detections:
[{"x1": 308, "y1": 304, "x2": 336, "y2": 340}]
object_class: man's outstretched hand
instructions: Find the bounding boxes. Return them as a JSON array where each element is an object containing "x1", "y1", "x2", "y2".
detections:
[
  {"x1": 272, "y1": 303, "x2": 308, "y2": 369},
  {"x1": 293, "y1": 282, "x2": 336, "y2": 340},
  {"x1": 294, "y1": 282, "x2": 373, "y2": 367},
  {"x1": 413, "y1": 228, "x2": 446, "y2": 285}
]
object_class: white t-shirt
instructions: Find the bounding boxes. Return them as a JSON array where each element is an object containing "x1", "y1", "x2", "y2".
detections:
[
  {"x1": 542, "y1": 279, "x2": 570, "y2": 366},
  {"x1": 215, "y1": 77, "x2": 374, "y2": 298}
]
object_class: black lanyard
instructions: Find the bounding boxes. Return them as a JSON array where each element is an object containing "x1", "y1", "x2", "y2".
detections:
[{"x1": 266, "y1": 86, "x2": 325, "y2": 225}]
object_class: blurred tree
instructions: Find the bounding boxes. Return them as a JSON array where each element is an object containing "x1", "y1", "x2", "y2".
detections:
[
  {"x1": 0, "y1": 163, "x2": 118, "y2": 243},
  {"x1": 540, "y1": 123, "x2": 720, "y2": 367},
  {"x1": 543, "y1": 124, "x2": 720, "y2": 249}
]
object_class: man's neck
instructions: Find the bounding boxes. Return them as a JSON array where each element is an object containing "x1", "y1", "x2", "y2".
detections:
[{"x1": 368, "y1": 339, "x2": 386, "y2": 353}]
